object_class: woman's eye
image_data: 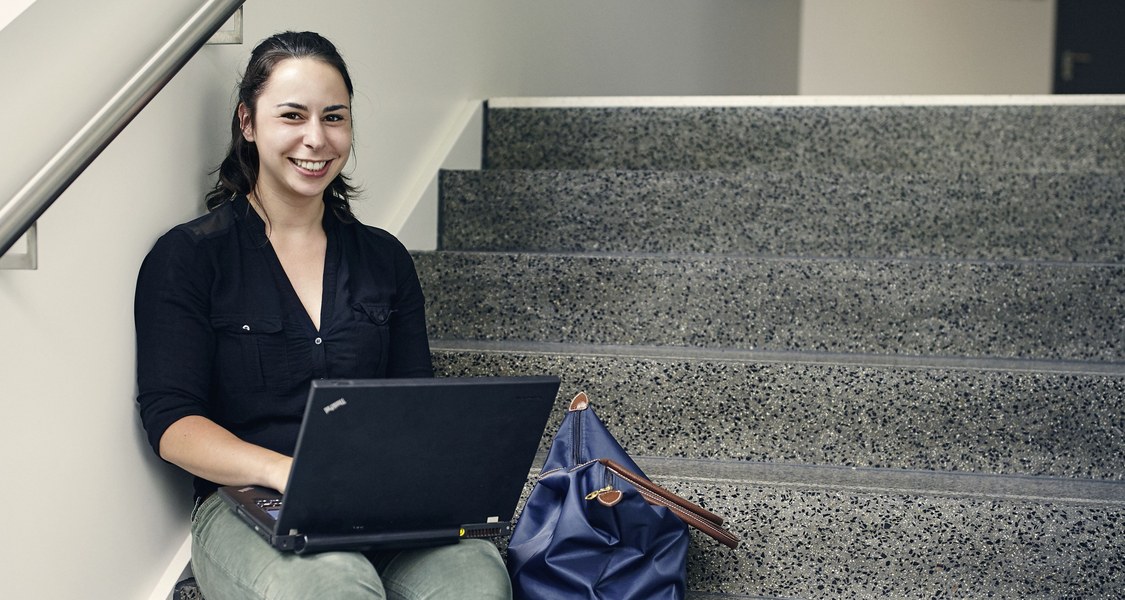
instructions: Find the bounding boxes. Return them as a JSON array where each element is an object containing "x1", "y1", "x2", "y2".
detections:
[
  {"x1": 325, "y1": 114, "x2": 345, "y2": 123},
  {"x1": 281, "y1": 112, "x2": 303, "y2": 120}
]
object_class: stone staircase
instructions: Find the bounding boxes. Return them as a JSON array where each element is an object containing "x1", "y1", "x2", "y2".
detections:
[{"x1": 417, "y1": 98, "x2": 1125, "y2": 599}]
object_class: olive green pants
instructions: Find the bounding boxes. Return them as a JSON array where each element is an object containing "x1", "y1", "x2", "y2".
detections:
[{"x1": 190, "y1": 493, "x2": 512, "y2": 600}]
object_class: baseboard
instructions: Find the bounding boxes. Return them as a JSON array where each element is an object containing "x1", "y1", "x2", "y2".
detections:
[
  {"x1": 149, "y1": 532, "x2": 192, "y2": 600},
  {"x1": 388, "y1": 100, "x2": 485, "y2": 251},
  {"x1": 487, "y1": 94, "x2": 1125, "y2": 108}
]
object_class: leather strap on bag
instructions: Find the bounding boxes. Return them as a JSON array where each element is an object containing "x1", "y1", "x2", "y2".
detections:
[
  {"x1": 599, "y1": 458, "x2": 740, "y2": 549},
  {"x1": 569, "y1": 391, "x2": 590, "y2": 411}
]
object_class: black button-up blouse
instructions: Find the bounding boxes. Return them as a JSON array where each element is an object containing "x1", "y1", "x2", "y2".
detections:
[{"x1": 134, "y1": 196, "x2": 433, "y2": 499}]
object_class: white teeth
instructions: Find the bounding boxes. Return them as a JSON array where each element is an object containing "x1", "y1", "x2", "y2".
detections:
[{"x1": 293, "y1": 159, "x2": 328, "y2": 171}]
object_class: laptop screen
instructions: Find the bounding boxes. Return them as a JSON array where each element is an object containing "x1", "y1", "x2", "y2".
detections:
[{"x1": 274, "y1": 376, "x2": 561, "y2": 539}]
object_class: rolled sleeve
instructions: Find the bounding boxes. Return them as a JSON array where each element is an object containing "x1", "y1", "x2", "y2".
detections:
[{"x1": 134, "y1": 229, "x2": 215, "y2": 455}]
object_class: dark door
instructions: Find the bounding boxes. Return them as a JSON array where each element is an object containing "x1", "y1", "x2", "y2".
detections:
[{"x1": 1053, "y1": 0, "x2": 1125, "y2": 93}]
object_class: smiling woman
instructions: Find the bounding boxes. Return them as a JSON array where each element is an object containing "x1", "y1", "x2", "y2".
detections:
[
  {"x1": 238, "y1": 59, "x2": 353, "y2": 210},
  {"x1": 205, "y1": 32, "x2": 359, "y2": 222},
  {"x1": 133, "y1": 31, "x2": 513, "y2": 600}
]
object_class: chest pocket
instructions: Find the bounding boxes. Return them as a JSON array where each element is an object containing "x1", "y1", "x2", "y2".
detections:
[
  {"x1": 211, "y1": 315, "x2": 291, "y2": 392},
  {"x1": 347, "y1": 302, "x2": 392, "y2": 377}
]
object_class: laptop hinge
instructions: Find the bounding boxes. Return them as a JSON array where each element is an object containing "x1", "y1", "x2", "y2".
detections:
[{"x1": 295, "y1": 528, "x2": 461, "y2": 555}]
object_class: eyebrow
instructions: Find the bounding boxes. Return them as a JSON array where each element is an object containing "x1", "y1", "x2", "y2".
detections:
[{"x1": 276, "y1": 102, "x2": 350, "y2": 112}]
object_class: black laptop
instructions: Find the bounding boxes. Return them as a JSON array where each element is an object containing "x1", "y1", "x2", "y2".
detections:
[{"x1": 218, "y1": 375, "x2": 560, "y2": 554}]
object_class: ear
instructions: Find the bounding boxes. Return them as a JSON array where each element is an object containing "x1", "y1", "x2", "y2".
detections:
[{"x1": 237, "y1": 103, "x2": 255, "y2": 142}]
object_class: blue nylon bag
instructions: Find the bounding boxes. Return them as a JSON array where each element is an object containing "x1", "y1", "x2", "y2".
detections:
[
  {"x1": 540, "y1": 391, "x2": 645, "y2": 476},
  {"x1": 509, "y1": 459, "x2": 690, "y2": 599},
  {"x1": 508, "y1": 392, "x2": 737, "y2": 600}
]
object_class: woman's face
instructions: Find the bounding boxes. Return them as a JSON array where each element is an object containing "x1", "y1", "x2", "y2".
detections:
[{"x1": 239, "y1": 57, "x2": 352, "y2": 207}]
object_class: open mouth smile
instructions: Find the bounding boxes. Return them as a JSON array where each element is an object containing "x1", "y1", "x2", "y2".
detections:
[{"x1": 291, "y1": 158, "x2": 331, "y2": 173}]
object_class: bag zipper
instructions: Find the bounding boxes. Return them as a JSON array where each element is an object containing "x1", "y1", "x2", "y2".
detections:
[{"x1": 572, "y1": 407, "x2": 583, "y2": 465}]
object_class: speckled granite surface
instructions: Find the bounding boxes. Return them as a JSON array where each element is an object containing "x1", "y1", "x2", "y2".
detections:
[
  {"x1": 174, "y1": 100, "x2": 1123, "y2": 600},
  {"x1": 415, "y1": 251, "x2": 1125, "y2": 362},
  {"x1": 637, "y1": 457, "x2": 1125, "y2": 599},
  {"x1": 485, "y1": 105, "x2": 1125, "y2": 173},
  {"x1": 431, "y1": 347, "x2": 1125, "y2": 480},
  {"x1": 439, "y1": 170, "x2": 1125, "y2": 262},
  {"x1": 674, "y1": 475, "x2": 1125, "y2": 599},
  {"x1": 419, "y1": 101, "x2": 1125, "y2": 599},
  {"x1": 499, "y1": 454, "x2": 1125, "y2": 599}
]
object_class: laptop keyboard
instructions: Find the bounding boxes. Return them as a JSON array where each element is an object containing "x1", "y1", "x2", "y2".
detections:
[{"x1": 256, "y1": 498, "x2": 283, "y2": 518}]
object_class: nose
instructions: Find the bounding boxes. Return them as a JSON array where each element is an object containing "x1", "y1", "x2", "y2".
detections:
[{"x1": 303, "y1": 120, "x2": 326, "y2": 149}]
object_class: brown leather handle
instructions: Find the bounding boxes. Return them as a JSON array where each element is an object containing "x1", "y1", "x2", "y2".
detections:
[
  {"x1": 568, "y1": 391, "x2": 590, "y2": 412},
  {"x1": 599, "y1": 458, "x2": 740, "y2": 549},
  {"x1": 600, "y1": 458, "x2": 725, "y2": 526}
]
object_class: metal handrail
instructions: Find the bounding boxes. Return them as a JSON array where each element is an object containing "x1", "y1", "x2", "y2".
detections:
[{"x1": 0, "y1": 0, "x2": 245, "y2": 258}]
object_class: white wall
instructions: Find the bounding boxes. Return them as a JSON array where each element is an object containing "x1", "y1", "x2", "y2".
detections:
[
  {"x1": 346, "y1": 0, "x2": 799, "y2": 243},
  {"x1": 0, "y1": 0, "x2": 35, "y2": 30},
  {"x1": 799, "y1": 0, "x2": 1057, "y2": 94},
  {"x1": 0, "y1": 1, "x2": 798, "y2": 598},
  {"x1": 0, "y1": 2, "x2": 242, "y2": 598},
  {"x1": 507, "y1": 0, "x2": 798, "y2": 97}
]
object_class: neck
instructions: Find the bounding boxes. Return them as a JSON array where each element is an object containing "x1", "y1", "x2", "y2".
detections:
[{"x1": 248, "y1": 190, "x2": 326, "y2": 237}]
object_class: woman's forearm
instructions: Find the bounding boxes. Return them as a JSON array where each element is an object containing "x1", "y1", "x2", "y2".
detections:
[{"x1": 159, "y1": 415, "x2": 293, "y2": 493}]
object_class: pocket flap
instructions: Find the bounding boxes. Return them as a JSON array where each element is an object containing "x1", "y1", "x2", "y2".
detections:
[
  {"x1": 211, "y1": 315, "x2": 284, "y2": 334},
  {"x1": 354, "y1": 303, "x2": 391, "y2": 326}
]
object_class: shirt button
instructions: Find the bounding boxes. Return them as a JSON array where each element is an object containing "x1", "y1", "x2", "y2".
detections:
[{"x1": 314, "y1": 337, "x2": 323, "y2": 345}]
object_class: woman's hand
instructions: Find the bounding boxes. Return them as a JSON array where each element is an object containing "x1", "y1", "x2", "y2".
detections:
[{"x1": 264, "y1": 454, "x2": 294, "y2": 494}]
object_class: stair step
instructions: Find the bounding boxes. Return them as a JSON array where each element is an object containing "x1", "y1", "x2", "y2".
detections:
[
  {"x1": 485, "y1": 102, "x2": 1125, "y2": 172},
  {"x1": 631, "y1": 456, "x2": 1125, "y2": 599},
  {"x1": 415, "y1": 251, "x2": 1125, "y2": 362},
  {"x1": 679, "y1": 589, "x2": 769, "y2": 594},
  {"x1": 425, "y1": 98, "x2": 1125, "y2": 598},
  {"x1": 439, "y1": 169, "x2": 1125, "y2": 262},
  {"x1": 432, "y1": 342, "x2": 1125, "y2": 479}
]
